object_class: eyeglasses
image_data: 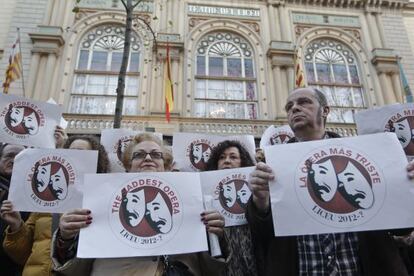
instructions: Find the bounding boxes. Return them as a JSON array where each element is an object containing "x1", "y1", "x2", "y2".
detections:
[{"x1": 132, "y1": 151, "x2": 164, "y2": 160}]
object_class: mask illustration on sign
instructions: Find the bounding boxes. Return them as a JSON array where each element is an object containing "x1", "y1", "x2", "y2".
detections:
[
  {"x1": 236, "y1": 182, "x2": 250, "y2": 207},
  {"x1": 146, "y1": 192, "x2": 173, "y2": 234},
  {"x1": 190, "y1": 142, "x2": 212, "y2": 170},
  {"x1": 270, "y1": 134, "x2": 291, "y2": 145},
  {"x1": 124, "y1": 189, "x2": 146, "y2": 227},
  {"x1": 5, "y1": 105, "x2": 40, "y2": 135},
  {"x1": 222, "y1": 182, "x2": 237, "y2": 208},
  {"x1": 32, "y1": 162, "x2": 69, "y2": 201},
  {"x1": 337, "y1": 162, "x2": 374, "y2": 209},
  {"x1": 392, "y1": 119, "x2": 413, "y2": 148},
  {"x1": 307, "y1": 159, "x2": 337, "y2": 202},
  {"x1": 117, "y1": 138, "x2": 132, "y2": 165}
]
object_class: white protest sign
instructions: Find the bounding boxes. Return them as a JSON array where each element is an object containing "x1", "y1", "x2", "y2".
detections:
[
  {"x1": 264, "y1": 132, "x2": 414, "y2": 236},
  {"x1": 355, "y1": 103, "x2": 414, "y2": 160},
  {"x1": 201, "y1": 167, "x2": 255, "y2": 227},
  {"x1": 0, "y1": 94, "x2": 62, "y2": 148},
  {"x1": 260, "y1": 125, "x2": 294, "y2": 149},
  {"x1": 173, "y1": 133, "x2": 256, "y2": 172},
  {"x1": 78, "y1": 172, "x2": 208, "y2": 258},
  {"x1": 101, "y1": 129, "x2": 163, "y2": 172},
  {"x1": 8, "y1": 148, "x2": 98, "y2": 213}
]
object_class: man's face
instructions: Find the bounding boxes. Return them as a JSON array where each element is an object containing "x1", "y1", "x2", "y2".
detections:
[
  {"x1": 285, "y1": 88, "x2": 327, "y2": 134},
  {"x1": 23, "y1": 112, "x2": 39, "y2": 135},
  {"x1": 35, "y1": 163, "x2": 51, "y2": 193},
  {"x1": 337, "y1": 162, "x2": 374, "y2": 209},
  {"x1": 394, "y1": 119, "x2": 412, "y2": 148},
  {"x1": 237, "y1": 183, "x2": 251, "y2": 205},
  {"x1": 125, "y1": 189, "x2": 146, "y2": 227},
  {"x1": 308, "y1": 159, "x2": 337, "y2": 202},
  {"x1": 10, "y1": 107, "x2": 24, "y2": 127},
  {"x1": 146, "y1": 193, "x2": 172, "y2": 234},
  {"x1": 0, "y1": 145, "x2": 25, "y2": 177},
  {"x1": 222, "y1": 182, "x2": 237, "y2": 207},
  {"x1": 50, "y1": 167, "x2": 68, "y2": 200}
]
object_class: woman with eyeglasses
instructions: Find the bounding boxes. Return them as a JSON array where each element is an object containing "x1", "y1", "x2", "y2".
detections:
[{"x1": 52, "y1": 133, "x2": 229, "y2": 276}]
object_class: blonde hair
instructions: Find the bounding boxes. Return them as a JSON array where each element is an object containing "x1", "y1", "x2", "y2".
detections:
[{"x1": 122, "y1": 133, "x2": 172, "y2": 171}]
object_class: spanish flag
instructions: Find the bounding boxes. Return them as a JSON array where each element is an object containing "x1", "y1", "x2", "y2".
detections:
[
  {"x1": 164, "y1": 43, "x2": 174, "y2": 122},
  {"x1": 294, "y1": 54, "x2": 305, "y2": 88},
  {"x1": 3, "y1": 36, "x2": 22, "y2": 94}
]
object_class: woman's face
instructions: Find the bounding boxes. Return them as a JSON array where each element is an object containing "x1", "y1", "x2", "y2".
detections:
[
  {"x1": 129, "y1": 141, "x2": 165, "y2": 173},
  {"x1": 69, "y1": 139, "x2": 92, "y2": 150},
  {"x1": 217, "y1": 147, "x2": 241, "y2": 170}
]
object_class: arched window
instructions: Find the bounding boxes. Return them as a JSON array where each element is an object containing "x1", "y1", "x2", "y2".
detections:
[
  {"x1": 194, "y1": 32, "x2": 258, "y2": 119},
  {"x1": 304, "y1": 38, "x2": 365, "y2": 123},
  {"x1": 69, "y1": 25, "x2": 141, "y2": 115}
]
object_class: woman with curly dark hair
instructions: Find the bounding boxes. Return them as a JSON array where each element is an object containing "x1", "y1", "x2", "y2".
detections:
[
  {"x1": 205, "y1": 140, "x2": 258, "y2": 276},
  {"x1": 63, "y1": 135, "x2": 110, "y2": 173}
]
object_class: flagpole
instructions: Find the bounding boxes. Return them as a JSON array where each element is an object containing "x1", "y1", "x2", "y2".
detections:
[{"x1": 17, "y1": 27, "x2": 26, "y2": 97}]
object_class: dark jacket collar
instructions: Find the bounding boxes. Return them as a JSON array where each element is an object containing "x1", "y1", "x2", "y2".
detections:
[{"x1": 287, "y1": 131, "x2": 341, "y2": 143}]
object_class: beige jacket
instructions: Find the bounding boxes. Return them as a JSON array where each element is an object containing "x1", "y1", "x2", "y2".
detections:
[{"x1": 51, "y1": 233, "x2": 231, "y2": 276}]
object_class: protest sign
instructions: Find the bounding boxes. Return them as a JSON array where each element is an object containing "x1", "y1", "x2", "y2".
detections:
[
  {"x1": 355, "y1": 103, "x2": 414, "y2": 160},
  {"x1": 101, "y1": 129, "x2": 163, "y2": 172},
  {"x1": 0, "y1": 94, "x2": 62, "y2": 148},
  {"x1": 260, "y1": 125, "x2": 294, "y2": 148},
  {"x1": 77, "y1": 172, "x2": 208, "y2": 258},
  {"x1": 264, "y1": 133, "x2": 414, "y2": 236},
  {"x1": 201, "y1": 167, "x2": 255, "y2": 226},
  {"x1": 8, "y1": 148, "x2": 98, "y2": 213},
  {"x1": 173, "y1": 133, "x2": 256, "y2": 172}
]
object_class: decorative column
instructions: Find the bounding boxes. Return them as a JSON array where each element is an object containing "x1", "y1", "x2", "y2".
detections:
[
  {"x1": 278, "y1": 2, "x2": 292, "y2": 41},
  {"x1": 365, "y1": 9, "x2": 382, "y2": 49},
  {"x1": 267, "y1": 41, "x2": 295, "y2": 119},
  {"x1": 268, "y1": 4, "x2": 281, "y2": 41},
  {"x1": 28, "y1": 26, "x2": 64, "y2": 101},
  {"x1": 371, "y1": 49, "x2": 400, "y2": 104},
  {"x1": 391, "y1": 72, "x2": 403, "y2": 103}
]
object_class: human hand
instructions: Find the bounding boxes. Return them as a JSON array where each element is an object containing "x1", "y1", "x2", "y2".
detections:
[
  {"x1": 249, "y1": 162, "x2": 275, "y2": 213},
  {"x1": 201, "y1": 210, "x2": 225, "y2": 238},
  {"x1": 54, "y1": 125, "x2": 67, "y2": 149},
  {"x1": 0, "y1": 200, "x2": 22, "y2": 232},
  {"x1": 59, "y1": 208, "x2": 92, "y2": 240}
]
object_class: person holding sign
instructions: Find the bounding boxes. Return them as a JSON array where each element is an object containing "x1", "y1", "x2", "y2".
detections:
[
  {"x1": 52, "y1": 133, "x2": 229, "y2": 276},
  {"x1": 247, "y1": 87, "x2": 413, "y2": 276},
  {"x1": 1, "y1": 134, "x2": 108, "y2": 276},
  {"x1": 205, "y1": 140, "x2": 258, "y2": 276}
]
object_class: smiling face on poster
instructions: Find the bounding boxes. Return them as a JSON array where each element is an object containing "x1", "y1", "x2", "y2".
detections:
[
  {"x1": 355, "y1": 103, "x2": 414, "y2": 160},
  {"x1": 201, "y1": 167, "x2": 254, "y2": 226},
  {"x1": 7, "y1": 148, "x2": 98, "y2": 213},
  {"x1": 260, "y1": 125, "x2": 294, "y2": 149},
  {"x1": 264, "y1": 133, "x2": 414, "y2": 236},
  {"x1": 101, "y1": 129, "x2": 163, "y2": 172},
  {"x1": 173, "y1": 133, "x2": 256, "y2": 172},
  {"x1": 78, "y1": 172, "x2": 208, "y2": 258},
  {"x1": 0, "y1": 94, "x2": 62, "y2": 148}
]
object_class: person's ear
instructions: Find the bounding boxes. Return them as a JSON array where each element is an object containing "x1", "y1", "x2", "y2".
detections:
[{"x1": 322, "y1": 106, "x2": 330, "y2": 119}]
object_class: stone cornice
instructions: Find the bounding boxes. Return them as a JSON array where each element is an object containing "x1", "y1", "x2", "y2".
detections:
[
  {"x1": 371, "y1": 48, "x2": 400, "y2": 74},
  {"x1": 268, "y1": 0, "x2": 408, "y2": 10},
  {"x1": 28, "y1": 25, "x2": 65, "y2": 55},
  {"x1": 267, "y1": 41, "x2": 295, "y2": 67}
]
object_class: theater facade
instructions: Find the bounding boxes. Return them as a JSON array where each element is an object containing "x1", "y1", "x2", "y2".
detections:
[{"x1": 1, "y1": 0, "x2": 414, "y2": 138}]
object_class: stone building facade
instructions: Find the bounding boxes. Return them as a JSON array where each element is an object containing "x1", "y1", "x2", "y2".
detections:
[{"x1": 0, "y1": 0, "x2": 413, "y2": 138}]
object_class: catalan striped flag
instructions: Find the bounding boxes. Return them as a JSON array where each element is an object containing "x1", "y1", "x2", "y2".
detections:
[
  {"x1": 294, "y1": 54, "x2": 305, "y2": 88},
  {"x1": 2, "y1": 36, "x2": 22, "y2": 94},
  {"x1": 164, "y1": 43, "x2": 174, "y2": 122},
  {"x1": 398, "y1": 60, "x2": 413, "y2": 103}
]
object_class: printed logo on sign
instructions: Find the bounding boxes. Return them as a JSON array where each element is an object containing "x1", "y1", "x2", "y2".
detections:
[
  {"x1": 186, "y1": 139, "x2": 214, "y2": 171},
  {"x1": 110, "y1": 176, "x2": 182, "y2": 248},
  {"x1": 213, "y1": 173, "x2": 251, "y2": 225},
  {"x1": 113, "y1": 135, "x2": 134, "y2": 168},
  {"x1": 384, "y1": 109, "x2": 414, "y2": 159},
  {"x1": 1, "y1": 102, "x2": 45, "y2": 138},
  {"x1": 269, "y1": 131, "x2": 293, "y2": 145},
  {"x1": 26, "y1": 155, "x2": 76, "y2": 208},
  {"x1": 295, "y1": 146, "x2": 385, "y2": 228}
]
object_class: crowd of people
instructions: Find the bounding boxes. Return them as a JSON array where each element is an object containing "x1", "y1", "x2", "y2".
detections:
[{"x1": 1, "y1": 87, "x2": 414, "y2": 276}]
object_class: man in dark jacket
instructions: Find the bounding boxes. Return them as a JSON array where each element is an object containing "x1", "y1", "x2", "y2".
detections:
[
  {"x1": 0, "y1": 143, "x2": 26, "y2": 276},
  {"x1": 247, "y1": 87, "x2": 413, "y2": 276}
]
